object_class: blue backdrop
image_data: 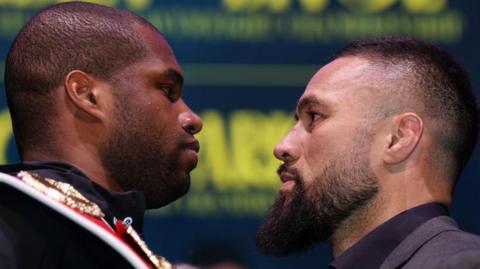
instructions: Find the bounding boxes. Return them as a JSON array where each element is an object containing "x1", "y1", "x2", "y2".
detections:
[{"x1": 0, "y1": 1, "x2": 479, "y2": 268}]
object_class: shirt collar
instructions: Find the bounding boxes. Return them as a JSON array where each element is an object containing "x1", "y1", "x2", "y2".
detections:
[
  {"x1": 0, "y1": 161, "x2": 146, "y2": 233},
  {"x1": 329, "y1": 203, "x2": 449, "y2": 269}
]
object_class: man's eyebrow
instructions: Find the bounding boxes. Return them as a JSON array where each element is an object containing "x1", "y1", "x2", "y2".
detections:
[
  {"x1": 162, "y1": 69, "x2": 184, "y2": 87},
  {"x1": 295, "y1": 96, "x2": 323, "y2": 120}
]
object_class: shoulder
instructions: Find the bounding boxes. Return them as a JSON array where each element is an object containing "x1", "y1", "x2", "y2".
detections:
[
  {"x1": 416, "y1": 217, "x2": 480, "y2": 252},
  {"x1": 382, "y1": 215, "x2": 480, "y2": 269},
  {"x1": 0, "y1": 171, "x2": 97, "y2": 268},
  {"x1": 0, "y1": 171, "x2": 156, "y2": 269},
  {"x1": 440, "y1": 248, "x2": 480, "y2": 269},
  {"x1": 0, "y1": 217, "x2": 17, "y2": 269},
  {"x1": 406, "y1": 217, "x2": 480, "y2": 269}
]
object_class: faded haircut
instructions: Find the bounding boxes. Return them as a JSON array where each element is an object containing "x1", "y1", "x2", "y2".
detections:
[{"x1": 334, "y1": 36, "x2": 478, "y2": 180}]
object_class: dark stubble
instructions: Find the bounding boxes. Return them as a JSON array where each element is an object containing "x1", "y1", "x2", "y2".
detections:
[
  {"x1": 256, "y1": 128, "x2": 379, "y2": 256},
  {"x1": 99, "y1": 94, "x2": 189, "y2": 209}
]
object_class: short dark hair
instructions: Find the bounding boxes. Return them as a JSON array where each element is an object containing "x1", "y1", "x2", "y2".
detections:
[
  {"x1": 4, "y1": 1, "x2": 155, "y2": 155},
  {"x1": 334, "y1": 36, "x2": 478, "y2": 179}
]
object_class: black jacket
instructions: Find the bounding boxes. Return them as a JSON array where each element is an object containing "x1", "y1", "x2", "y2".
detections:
[{"x1": 0, "y1": 161, "x2": 146, "y2": 269}]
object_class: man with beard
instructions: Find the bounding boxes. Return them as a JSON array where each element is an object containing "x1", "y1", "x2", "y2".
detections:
[
  {"x1": 256, "y1": 36, "x2": 480, "y2": 268},
  {"x1": 0, "y1": 2, "x2": 202, "y2": 268}
]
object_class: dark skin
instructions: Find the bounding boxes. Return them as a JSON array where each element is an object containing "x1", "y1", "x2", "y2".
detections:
[{"x1": 22, "y1": 24, "x2": 202, "y2": 205}]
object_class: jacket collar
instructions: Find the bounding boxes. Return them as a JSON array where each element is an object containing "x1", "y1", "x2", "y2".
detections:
[
  {"x1": 379, "y1": 216, "x2": 459, "y2": 269},
  {"x1": 330, "y1": 203, "x2": 449, "y2": 269}
]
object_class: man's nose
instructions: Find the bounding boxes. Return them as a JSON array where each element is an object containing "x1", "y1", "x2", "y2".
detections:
[
  {"x1": 178, "y1": 99, "x2": 203, "y2": 135},
  {"x1": 273, "y1": 129, "x2": 300, "y2": 163},
  {"x1": 179, "y1": 107, "x2": 203, "y2": 135}
]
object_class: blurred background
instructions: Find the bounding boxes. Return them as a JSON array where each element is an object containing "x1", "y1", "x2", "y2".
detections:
[{"x1": 0, "y1": 0, "x2": 479, "y2": 268}]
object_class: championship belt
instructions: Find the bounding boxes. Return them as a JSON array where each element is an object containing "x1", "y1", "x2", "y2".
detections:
[{"x1": 0, "y1": 171, "x2": 173, "y2": 269}]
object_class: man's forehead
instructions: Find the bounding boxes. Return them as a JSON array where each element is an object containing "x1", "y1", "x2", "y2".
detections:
[
  {"x1": 304, "y1": 57, "x2": 380, "y2": 97},
  {"x1": 308, "y1": 57, "x2": 372, "y2": 87},
  {"x1": 132, "y1": 23, "x2": 180, "y2": 71},
  {"x1": 113, "y1": 45, "x2": 183, "y2": 85}
]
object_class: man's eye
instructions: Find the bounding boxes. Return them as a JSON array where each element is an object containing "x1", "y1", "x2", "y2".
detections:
[
  {"x1": 160, "y1": 86, "x2": 173, "y2": 95},
  {"x1": 308, "y1": 112, "x2": 322, "y2": 123},
  {"x1": 158, "y1": 85, "x2": 178, "y2": 101}
]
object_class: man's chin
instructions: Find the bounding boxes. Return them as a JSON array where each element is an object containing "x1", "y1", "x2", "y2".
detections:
[
  {"x1": 256, "y1": 183, "x2": 330, "y2": 257},
  {"x1": 144, "y1": 175, "x2": 190, "y2": 209},
  {"x1": 180, "y1": 174, "x2": 191, "y2": 195},
  {"x1": 171, "y1": 174, "x2": 191, "y2": 198}
]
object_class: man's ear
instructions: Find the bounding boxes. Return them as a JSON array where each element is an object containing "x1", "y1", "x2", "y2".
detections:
[
  {"x1": 384, "y1": 113, "x2": 423, "y2": 165},
  {"x1": 64, "y1": 70, "x2": 106, "y2": 121}
]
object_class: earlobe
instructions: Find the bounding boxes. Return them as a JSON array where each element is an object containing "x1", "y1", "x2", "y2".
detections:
[
  {"x1": 64, "y1": 70, "x2": 103, "y2": 121},
  {"x1": 384, "y1": 113, "x2": 423, "y2": 165}
]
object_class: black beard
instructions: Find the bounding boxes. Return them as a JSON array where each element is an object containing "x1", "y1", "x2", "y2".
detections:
[
  {"x1": 256, "y1": 180, "x2": 329, "y2": 256},
  {"x1": 256, "y1": 154, "x2": 379, "y2": 257}
]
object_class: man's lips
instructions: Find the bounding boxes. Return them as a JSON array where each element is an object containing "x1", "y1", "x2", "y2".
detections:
[
  {"x1": 277, "y1": 164, "x2": 298, "y2": 192},
  {"x1": 185, "y1": 140, "x2": 200, "y2": 153},
  {"x1": 279, "y1": 174, "x2": 296, "y2": 192},
  {"x1": 277, "y1": 164, "x2": 298, "y2": 182},
  {"x1": 183, "y1": 140, "x2": 200, "y2": 170},
  {"x1": 279, "y1": 171, "x2": 297, "y2": 183}
]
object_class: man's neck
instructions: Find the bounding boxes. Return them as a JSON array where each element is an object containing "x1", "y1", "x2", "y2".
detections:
[
  {"x1": 329, "y1": 189, "x2": 452, "y2": 257},
  {"x1": 329, "y1": 195, "x2": 383, "y2": 257}
]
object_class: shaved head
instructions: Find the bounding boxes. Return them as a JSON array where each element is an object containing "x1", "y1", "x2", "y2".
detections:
[{"x1": 5, "y1": 1, "x2": 158, "y2": 155}]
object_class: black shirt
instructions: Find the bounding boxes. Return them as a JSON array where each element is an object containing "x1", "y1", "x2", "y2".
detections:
[
  {"x1": 0, "y1": 161, "x2": 147, "y2": 269},
  {"x1": 329, "y1": 203, "x2": 449, "y2": 269},
  {"x1": 0, "y1": 161, "x2": 146, "y2": 232}
]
